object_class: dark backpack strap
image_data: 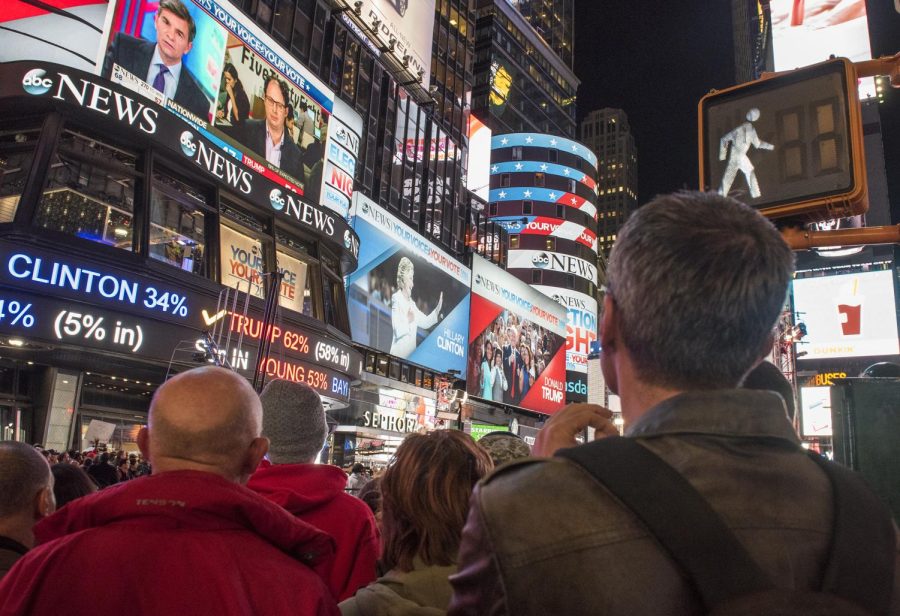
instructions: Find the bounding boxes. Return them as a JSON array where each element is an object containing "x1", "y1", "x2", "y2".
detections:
[
  {"x1": 558, "y1": 438, "x2": 897, "y2": 616},
  {"x1": 806, "y1": 452, "x2": 896, "y2": 616},
  {"x1": 557, "y1": 437, "x2": 772, "y2": 609}
]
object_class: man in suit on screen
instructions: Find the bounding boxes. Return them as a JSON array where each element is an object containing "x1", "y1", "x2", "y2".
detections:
[{"x1": 102, "y1": 0, "x2": 210, "y2": 119}]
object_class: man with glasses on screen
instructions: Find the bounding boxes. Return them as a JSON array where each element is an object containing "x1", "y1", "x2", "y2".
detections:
[
  {"x1": 241, "y1": 76, "x2": 304, "y2": 182},
  {"x1": 102, "y1": 0, "x2": 210, "y2": 119}
]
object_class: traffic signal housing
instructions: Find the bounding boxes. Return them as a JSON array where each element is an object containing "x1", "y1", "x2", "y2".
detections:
[{"x1": 699, "y1": 58, "x2": 867, "y2": 222}]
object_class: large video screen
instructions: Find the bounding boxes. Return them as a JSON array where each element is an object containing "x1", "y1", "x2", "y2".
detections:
[
  {"x1": 769, "y1": 0, "x2": 874, "y2": 99},
  {"x1": 792, "y1": 270, "x2": 900, "y2": 360},
  {"x1": 100, "y1": 0, "x2": 333, "y2": 197},
  {"x1": 347, "y1": 194, "x2": 471, "y2": 374},
  {"x1": 4, "y1": 0, "x2": 360, "y2": 217},
  {"x1": 468, "y1": 255, "x2": 567, "y2": 415}
]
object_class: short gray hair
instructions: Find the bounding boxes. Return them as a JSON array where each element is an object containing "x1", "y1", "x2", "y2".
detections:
[
  {"x1": 607, "y1": 191, "x2": 793, "y2": 389},
  {"x1": 0, "y1": 442, "x2": 51, "y2": 517}
]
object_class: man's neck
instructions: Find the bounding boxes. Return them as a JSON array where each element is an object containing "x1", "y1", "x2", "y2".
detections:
[
  {"x1": 0, "y1": 518, "x2": 36, "y2": 550},
  {"x1": 267, "y1": 125, "x2": 284, "y2": 144}
]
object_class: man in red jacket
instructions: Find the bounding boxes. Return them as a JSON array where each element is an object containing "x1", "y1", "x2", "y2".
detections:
[
  {"x1": 249, "y1": 379, "x2": 379, "y2": 601},
  {"x1": 0, "y1": 366, "x2": 339, "y2": 615}
]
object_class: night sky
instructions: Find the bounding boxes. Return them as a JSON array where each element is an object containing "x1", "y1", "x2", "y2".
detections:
[{"x1": 573, "y1": 1, "x2": 900, "y2": 213}]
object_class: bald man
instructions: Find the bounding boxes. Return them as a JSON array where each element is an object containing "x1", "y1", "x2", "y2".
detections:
[
  {"x1": 0, "y1": 367, "x2": 340, "y2": 615},
  {"x1": 0, "y1": 443, "x2": 55, "y2": 579}
]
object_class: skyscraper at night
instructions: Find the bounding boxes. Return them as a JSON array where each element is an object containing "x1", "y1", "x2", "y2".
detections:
[
  {"x1": 471, "y1": 0, "x2": 578, "y2": 138},
  {"x1": 579, "y1": 108, "x2": 638, "y2": 259}
]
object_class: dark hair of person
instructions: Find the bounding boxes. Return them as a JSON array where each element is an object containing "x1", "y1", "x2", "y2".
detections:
[
  {"x1": 158, "y1": 0, "x2": 197, "y2": 42},
  {"x1": 380, "y1": 430, "x2": 493, "y2": 572},
  {"x1": 222, "y1": 63, "x2": 247, "y2": 99},
  {"x1": 51, "y1": 463, "x2": 98, "y2": 509},
  {"x1": 264, "y1": 76, "x2": 291, "y2": 109},
  {"x1": 352, "y1": 463, "x2": 366, "y2": 474},
  {"x1": 358, "y1": 476, "x2": 382, "y2": 517}
]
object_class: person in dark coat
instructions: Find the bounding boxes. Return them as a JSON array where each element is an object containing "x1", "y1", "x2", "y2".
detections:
[
  {"x1": 102, "y1": 0, "x2": 210, "y2": 119},
  {"x1": 86, "y1": 452, "x2": 119, "y2": 488}
]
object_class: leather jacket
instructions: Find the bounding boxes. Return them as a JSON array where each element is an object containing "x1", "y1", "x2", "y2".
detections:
[{"x1": 448, "y1": 390, "x2": 900, "y2": 615}]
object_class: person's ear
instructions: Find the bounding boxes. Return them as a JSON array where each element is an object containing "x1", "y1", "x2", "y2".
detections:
[
  {"x1": 599, "y1": 294, "x2": 618, "y2": 352},
  {"x1": 137, "y1": 427, "x2": 151, "y2": 462},
  {"x1": 34, "y1": 485, "x2": 56, "y2": 519},
  {"x1": 239, "y1": 437, "x2": 269, "y2": 483}
]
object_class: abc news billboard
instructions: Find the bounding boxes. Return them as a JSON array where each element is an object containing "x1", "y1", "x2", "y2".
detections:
[
  {"x1": 507, "y1": 250, "x2": 597, "y2": 285},
  {"x1": 3, "y1": 0, "x2": 360, "y2": 218},
  {"x1": 468, "y1": 255, "x2": 567, "y2": 415},
  {"x1": 347, "y1": 194, "x2": 471, "y2": 374},
  {"x1": 534, "y1": 286, "x2": 598, "y2": 401}
]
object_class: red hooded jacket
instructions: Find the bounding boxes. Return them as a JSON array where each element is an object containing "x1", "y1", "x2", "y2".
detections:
[
  {"x1": 248, "y1": 463, "x2": 379, "y2": 602},
  {"x1": 0, "y1": 470, "x2": 339, "y2": 616}
]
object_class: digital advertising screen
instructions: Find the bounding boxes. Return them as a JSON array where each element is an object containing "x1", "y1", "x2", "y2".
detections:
[
  {"x1": 468, "y1": 255, "x2": 567, "y2": 415},
  {"x1": 769, "y1": 0, "x2": 875, "y2": 99},
  {"x1": 347, "y1": 194, "x2": 471, "y2": 374},
  {"x1": 792, "y1": 270, "x2": 900, "y2": 360},
  {"x1": 101, "y1": 0, "x2": 334, "y2": 198},
  {"x1": 466, "y1": 114, "x2": 491, "y2": 201},
  {"x1": 534, "y1": 285, "x2": 598, "y2": 402},
  {"x1": 340, "y1": 0, "x2": 435, "y2": 86},
  {"x1": 800, "y1": 386, "x2": 832, "y2": 437}
]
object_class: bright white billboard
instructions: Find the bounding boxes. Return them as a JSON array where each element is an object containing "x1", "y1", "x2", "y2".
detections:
[
  {"x1": 769, "y1": 0, "x2": 874, "y2": 98},
  {"x1": 792, "y1": 270, "x2": 900, "y2": 360},
  {"x1": 345, "y1": 0, "x2": 435, "y2": 86},
  {"x1": 466, "y1": 114, "x2": 491, "y2": 201},
  {"x1": 507, "y1": 250, "x2": 597, "y2": 284},
  {"x1": 800, "y1": 386, "x2": 832, "y2": 437}
]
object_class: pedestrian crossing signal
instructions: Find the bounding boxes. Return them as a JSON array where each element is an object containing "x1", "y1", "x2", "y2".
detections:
[{"x1": 699, "y1": 58, "x2": 867, "y2": 222}]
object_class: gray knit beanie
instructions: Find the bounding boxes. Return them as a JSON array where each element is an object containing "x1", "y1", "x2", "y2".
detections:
[{"x1": 260, "y1": 379, "x2": 327, "y2": 464}]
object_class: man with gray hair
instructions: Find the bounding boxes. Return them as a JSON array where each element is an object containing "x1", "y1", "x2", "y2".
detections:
[
  {"x1": 0, "y1": 442, "x2": 55, "y2": 579},
  {"x1": 449, "y1": 191, "x2": 899, "y2": 614},
  {"x1": 0, "y1": 367, "x2": 339, "y2": 615},
  {"x1": 248, "y1": 379, "x2": 378, "y2": 602}
]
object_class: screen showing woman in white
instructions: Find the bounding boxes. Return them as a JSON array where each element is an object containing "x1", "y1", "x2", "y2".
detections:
[{"x1": 390, "y1": 256, "x2": 443, "y2": 358}]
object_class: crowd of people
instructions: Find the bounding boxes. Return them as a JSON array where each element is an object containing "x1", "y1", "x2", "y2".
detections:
[{"x1": 0, "y1": 191, "x2": 897, "y2": 614}]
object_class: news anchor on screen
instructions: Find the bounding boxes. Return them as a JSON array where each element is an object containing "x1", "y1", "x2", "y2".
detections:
[
  {"x1": 102, "y1": 0, "x2": 210, "y2": 118},
  {"x1": 390, "y1": 257, "x2": 443, "y2": 358},
  {"x1": 240, "y1": 76, "x2": 304, "y2": 181}
]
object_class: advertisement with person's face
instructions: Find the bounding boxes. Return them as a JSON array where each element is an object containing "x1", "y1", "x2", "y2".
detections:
[
  {"x1": 468, "y1": 255, "x2": 567, "y2": 415},
  {"x1": 347, "y1": 194, "x2": 471, "y2": 374},
  {"x1": 792, "y1": 270, "x2": 900, "y2": 360},
  {"x1": 98, "y1": 0, "x2": 335, "y2": 198}
]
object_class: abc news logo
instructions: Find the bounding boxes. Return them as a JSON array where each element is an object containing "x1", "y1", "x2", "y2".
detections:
[{"x1": 22, "y1": 69, "x2": 54, "y2": 96}]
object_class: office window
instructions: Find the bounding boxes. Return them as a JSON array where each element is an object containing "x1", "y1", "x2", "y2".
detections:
[
  {"x1": 522, "y1": 200, "x2": 532, "y2": 214},
  {"x1": 511, "y1": 146, "x2": 523, "y2": 160},
  {"x1": 532, "y1": 269, "x2": 542, "y2": 283},
  {"x1": 510, "y1": 234, "x2": 519, "y2": 249},
  {"x1": 548, "y1": 149, "x2": 557, "y2": 163},
  {"x1": 534, "y1": 173, "x2": 545, "y2": 187}
]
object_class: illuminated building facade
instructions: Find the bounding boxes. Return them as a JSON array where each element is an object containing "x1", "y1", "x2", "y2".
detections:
[
  {"x1": 0, "y1": 0, "x2": 479, "y2": 452},
  {"x1": 579, "y1": 108, "x2": 638, "y2": 259},
  {"x1": 471, "y1": 0, "x2": 578, "y2": 138},
  {"x1": 505, "y1": 0, "x2": 574, "y2": 68},
  {"x1": 488, "y1": 133, "x2": 599, "y2": 402}
]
